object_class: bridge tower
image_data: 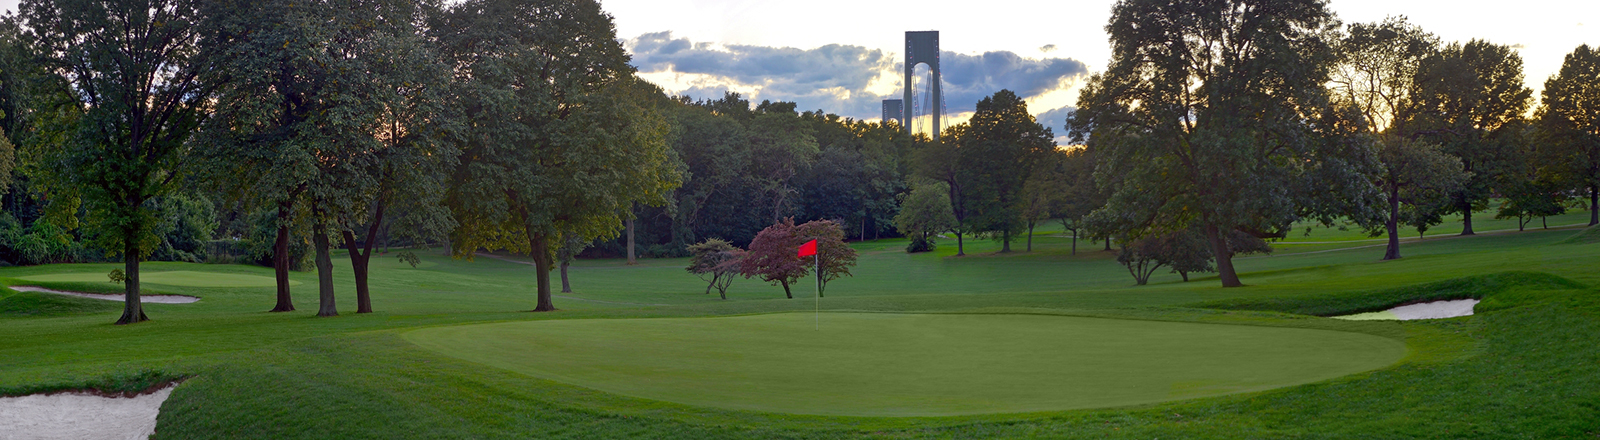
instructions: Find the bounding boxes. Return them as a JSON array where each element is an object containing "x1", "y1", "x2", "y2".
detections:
[{"x1": 903, "y1": 31, "x2": 941, "y2": 140}]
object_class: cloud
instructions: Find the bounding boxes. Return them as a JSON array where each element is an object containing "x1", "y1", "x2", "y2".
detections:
[
  {"x1": 625, "y1": 32, "x2": 1089, "y2": 122},
  {"x1": 1040, "y1": 44, "x2": 1057, "y2": 53},
  {"x1": 1032, "y1": 105, "x2": 1076, "y2": 133}
]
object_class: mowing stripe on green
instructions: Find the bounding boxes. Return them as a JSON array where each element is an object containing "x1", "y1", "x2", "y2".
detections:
[{"x1": 404, "y1": 312, "x2": 1407, "y2": 416}]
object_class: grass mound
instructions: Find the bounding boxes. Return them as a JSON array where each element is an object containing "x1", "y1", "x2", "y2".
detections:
[
  {"x1": 1191, "y1": 271, "x2": 1585, "y2": 316},
  {"x1": 1558, "y1": 225, "x2": 1600, "y2": 245},
  {"x1": 0, "y1": 287, "x2": 118, "y2": 317}
]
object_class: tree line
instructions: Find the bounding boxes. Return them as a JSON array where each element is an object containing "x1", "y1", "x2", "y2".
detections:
[{"x1": 0, "y1": 0, "x2": 1596, "y2": 323}]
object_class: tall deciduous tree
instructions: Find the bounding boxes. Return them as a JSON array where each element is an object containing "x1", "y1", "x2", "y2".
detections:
[
  {"x1": 436, "y1": 0, "x2": 679, "y2": 312},
  {"x1": 1068, "y1": 0, "x2": 1371, "y2": 287},
  {"x1": 956, "y1": 90, "x2": 1055, "y2": 253},
  {"x1": 1402, "y1": 39, "x2": 1533, "y2": 235},
  {"x1": 24, "y1": 0, "x2": 215, "y2": 324},
  {"x1": 1330, "y1": 16, "x2": 1465, "y2": 260},
  {"x1": 1537, "y1": 45, "x2": 1600, "y2": 226},
  {"x1": 1369, "y1": 138, "x2": 1464, "y2": 259}
]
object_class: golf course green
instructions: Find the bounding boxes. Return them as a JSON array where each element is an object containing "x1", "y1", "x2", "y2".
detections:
[
  {"x1": 16, "y1": 270, "x2": 295, "y2": 288},
  {"x1": 404, "y1": 312, "x2": 1407, "y2": 416}
]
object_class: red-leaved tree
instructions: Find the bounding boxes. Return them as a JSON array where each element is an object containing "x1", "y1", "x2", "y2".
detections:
[
  {"x1": 741, "y1": 218, "x2": 808, "y2": 298},
  {"x1": 795, "y1": 219, "x2": 858, "y2": 297}
]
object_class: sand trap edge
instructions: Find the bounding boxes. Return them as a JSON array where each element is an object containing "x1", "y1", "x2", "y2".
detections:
[{"x1": 8, "y1": 286, "x2": 199, "y2": 304}]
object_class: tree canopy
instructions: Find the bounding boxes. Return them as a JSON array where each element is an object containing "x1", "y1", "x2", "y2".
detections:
[{"x1": 1068, "y1": 0, "x2": 1372, "y2": 287}]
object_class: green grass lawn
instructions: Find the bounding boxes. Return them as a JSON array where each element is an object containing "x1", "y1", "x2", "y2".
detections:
[
  {"x1": 405, "y1": 312, "x2": 1405, "y2": 416},
  {"x1": 1, "y1": 220, "x2": 1598, "y2": 438}
]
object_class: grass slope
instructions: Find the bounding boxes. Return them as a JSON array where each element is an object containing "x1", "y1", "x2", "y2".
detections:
[{"x1": 0, "y1": 216, "x2": 1596, "y2": 438}]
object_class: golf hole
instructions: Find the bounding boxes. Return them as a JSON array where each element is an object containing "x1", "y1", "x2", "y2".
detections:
[{"x1": 405, "y1": 312, "x2": 1406, "y2": 416}]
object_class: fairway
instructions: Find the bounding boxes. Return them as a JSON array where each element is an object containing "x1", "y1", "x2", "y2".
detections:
[
  {"x1": 404, "y1": 312, "x2": 1407, "y2": 416},
  {"x1": 16, "y1": 270, "x2": 296, "y2": 288}
]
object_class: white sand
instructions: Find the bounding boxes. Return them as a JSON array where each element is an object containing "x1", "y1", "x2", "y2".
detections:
[
  {"x1": 1333, "y1": 299, "x2": 1479, "y2": 321},
  {"x1": 9, "y1": 286, "x2": 198, "y2": 304},
  {"x1": 0, "y1": 383, "x2": 176, "y2": 440}
]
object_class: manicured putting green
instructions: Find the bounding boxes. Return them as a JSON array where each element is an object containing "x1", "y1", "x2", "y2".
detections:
[
  {"x1": 405, "y1": 312, "x2": 1407, "y2": 416},
  {"x1": 18, "y1": 270, "x2": 296, "y2": 288}
]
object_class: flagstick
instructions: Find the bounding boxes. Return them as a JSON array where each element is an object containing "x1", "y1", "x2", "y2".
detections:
[{"x1": 814, "y1": 253, "x2": 820, "y2": 330}]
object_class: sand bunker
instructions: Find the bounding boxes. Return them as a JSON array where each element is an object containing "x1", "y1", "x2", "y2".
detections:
[
  {"x1": 1333, "y1": 299, "x2": 1479, "y2": 321},
  {"x1": 9, "y1": 286, "x2": 199, "y2": 304},
  {"x1": 0, "y1": 383, "x2": 177, "y2": 440}
]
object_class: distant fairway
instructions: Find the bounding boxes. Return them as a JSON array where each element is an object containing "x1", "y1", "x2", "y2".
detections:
[
  {"x1": 18, "y1": 270, "x2": 295, "y2": 288},
  {"x1": 405, "y1": 312, "x2": 1407, "y2": 416}
]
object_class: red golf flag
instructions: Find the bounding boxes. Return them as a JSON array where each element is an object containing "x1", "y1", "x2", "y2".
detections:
[{"x1": 797, "y1": 239, "x2": 818, "y2": 258}]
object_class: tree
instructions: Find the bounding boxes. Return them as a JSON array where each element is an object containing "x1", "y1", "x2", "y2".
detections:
[
  {"x1": 24, "y1": 0, "x2": 215, "y2": 324},
  {"x1": 1117, "y1": 227, "x2": 1272, "y2": 285},
  {"x1": 740, "y1": 218, "x2": 807, "y2": 298},
  {"x1": 685, "y1": 238, "x2": 743, "y2": 299},
  {"x1": 1367, "y1": 138, "x2": 1464, "y2": 259},
  {"x1": 1068, "y1": 0, "x2": 1371, "y2": 287},
  {"x1": 437, "y1": 0, "x2": 680, "y2": 312},
  {"x1": 893, "y1": 182, "x2": 957, "y2": 253},
  {"x1": 954, "y1": 90, "x2": 1055, "y2": 253},
  {"x1": 1537, "y1": 45, "x2": 1600, "y2": 226},
  {"x1": 556, "y1": 233, "x2": 590, "y2": 294},
  {"x1": 1402, "y1": 39, "x2": 1533, "y2": 235},
  {"x1": 1329, "y1": 16, "x2": 1465, "y2": 260},
  {"x1": 794, "y1": 219, "x2": 857, "y2": 297},
  {"x1": 915, "y1": 126, "x2": 974, "y2": 256}
]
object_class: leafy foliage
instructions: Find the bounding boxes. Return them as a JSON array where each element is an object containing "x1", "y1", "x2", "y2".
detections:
[
  {"x1": 738, "y1": 218, "x2": 807, "y2": 298},
  {"x1": 437, "y1": 0, "x2": 681, "y2": 311},
  {"x1": 1537, "y1": 44, "x2": 1600, "y2": 226},
  {"x1": 1402, "y1": 39, "x2": 1534, "y2": 234},
  {"x1": 23, "y1": 0, "x2": 216, "y2": 324},
  {"x1": 952, "y1": 90, "x2": 1055, "y2": 252},
  {"x1": 684, "y1": 238, "x2": 743, "y2": 299},
  {"x1": 1068, "y1": 0, "x2": 1374, "y2": 286},
  {"x1": 892, "y1": 182, "x2": 957, "y2": 246},
  {"x1": 794, "y1": 219, "x2": 857, "y2": 296}
]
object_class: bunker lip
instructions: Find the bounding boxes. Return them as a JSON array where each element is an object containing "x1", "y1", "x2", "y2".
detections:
[
  {"x1": 1332, "y1": 299, "x2": 1479, "y2": 321},
  {"x1": 0, "y1": 381, "x2": 181, "y2": 440},
  {"x1": 9, "y1": 286, "x2": 199, "y2": 304}
]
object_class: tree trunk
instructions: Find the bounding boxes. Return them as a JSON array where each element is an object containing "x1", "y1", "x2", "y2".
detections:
[
  {"x1": 626, "y1": 218, "x2": 636, "y2": 265},
  {"x1": 1384, "y1": 186, "x2": 1401, "y2": 261},
  {"x1": 341, "y1": 202, "x2": 384, "y2": 314},
  {"x1": 115, "y1": 239, "x2": 148, "y2": 325},
  {"x1": 1180, "y1": 271, "x2": 1189, "y2": 282},
  {"x1": 560, "y1": 260, "x2": 572, "y2": 293},
  {"x1": 270, "y1": 202, "x2": 295, "y2": 312},
  {"x1": 1104, "y1": 237, "x2": 1112, "y2": 251},
  {"x1": 1460, "y1": 201, "x2": 1476, "y2": 235},
  {"x1": 1070, "y1": 229, "x2": 1077, "y2": 255},
  {"x1": 1591, "y1": 184, "x2": 1598, "y2": 226},
  {"x1": 312, "y1": 217, "x2": 338, "y2": 317},
  {"x1": 1001, "y1": 229, "x2": 1011, "y2": 253},
  {"x1": 527, "y1": 233, "x2": 558, "y2": 311},
  {"x1": 1204, "y1": 223, "x2": 1242, "y2": 287},
  {"x1": 1543, "y1": 216, "x2": 1548, "y2": 229},
  {"x1": 955, "y1": 232, "x2": 965, "y2": 256},
  {"x1": 779, "y1": 279, "x2": 792, "y2": 299},
  {"x1": 1026, "y1": 221, "x2": 1034, "y2": 252}
]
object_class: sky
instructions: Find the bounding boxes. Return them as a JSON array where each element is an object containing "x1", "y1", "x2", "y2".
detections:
[
  {"x1": 600, "y1": 0, "x2": 1596, "y2": 142},
  {"x1": 1, "y1": 0, "x2": 1593, "y2": 142}
]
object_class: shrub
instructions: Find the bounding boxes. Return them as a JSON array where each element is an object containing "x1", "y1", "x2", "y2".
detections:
[{"x1": 905, "y1": 236, "x2": 936, "y2": 253}]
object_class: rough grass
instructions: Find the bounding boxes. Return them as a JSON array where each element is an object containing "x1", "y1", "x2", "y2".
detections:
[{"x1": 0, "y1": 218, "x2": 1597, "y2": 438}]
